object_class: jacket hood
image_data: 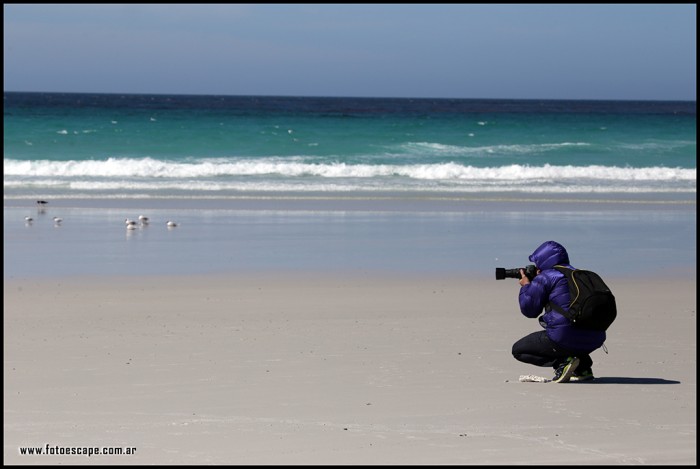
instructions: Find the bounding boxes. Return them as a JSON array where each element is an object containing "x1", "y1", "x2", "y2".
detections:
[{"x1": 529, "y1": 240, "x2": 569, "y2": 270}]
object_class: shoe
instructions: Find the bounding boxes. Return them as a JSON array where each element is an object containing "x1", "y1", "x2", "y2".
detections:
[
  {"x1": 553, "y1": 357, "x2": 579, "y2": 383},
  {"x1": 570, "y1": 369, "x2": 595, "y2": 382}
]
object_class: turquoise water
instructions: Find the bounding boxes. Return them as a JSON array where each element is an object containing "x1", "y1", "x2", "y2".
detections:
[
  {"x1": 4, "y1": 94, "x2": 696, "y2": 279},
  {"x1": 4, "y1": 93, "x2": 696, "y2": 198}
]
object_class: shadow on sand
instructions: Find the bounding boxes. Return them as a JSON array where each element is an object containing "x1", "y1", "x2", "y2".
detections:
[{"x1": 581, "y1": 377, "x2": 680, "y2": 385}]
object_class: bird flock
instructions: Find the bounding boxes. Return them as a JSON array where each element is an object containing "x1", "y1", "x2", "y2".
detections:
[
  {"x1": 24, "y1": 200, "x2": 179, "y2": 231},
  {"x1": 125, "y1": 216, "x2": 179, "y2": 230}
]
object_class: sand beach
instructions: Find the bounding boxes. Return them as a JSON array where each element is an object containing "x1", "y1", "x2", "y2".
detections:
[
  {"x1": 3, "y1": 271, "x2": 696, "y2": 465},
  {"x1": 3, "y1": 191, "x2": 697, "y2": 465}
]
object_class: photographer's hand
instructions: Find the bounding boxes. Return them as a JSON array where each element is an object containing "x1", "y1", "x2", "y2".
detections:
[{"x1": 519, "y1": 269, "x2": 531, "y2": 287}]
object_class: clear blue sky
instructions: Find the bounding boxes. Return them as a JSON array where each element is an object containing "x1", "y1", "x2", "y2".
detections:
[{"x1": 3, "y1": 4, "x2": 696, "y2": 100}]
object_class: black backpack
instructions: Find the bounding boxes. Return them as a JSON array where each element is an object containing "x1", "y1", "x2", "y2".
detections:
[{"x1": 549, "y1": 265, "x2": 617, "y2": 331}]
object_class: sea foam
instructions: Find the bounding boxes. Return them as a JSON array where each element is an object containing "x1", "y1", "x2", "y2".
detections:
[
  {"x1": 3, "y1": 158, "x2": 696, "y2": 182},
  {"x1": 4, "y1": 157, "x2": 695, "y2": 196}
]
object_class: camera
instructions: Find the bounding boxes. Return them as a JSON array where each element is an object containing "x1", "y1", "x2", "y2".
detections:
[{"x1": 495, "y1": 264, "x2": 537, "y2": 281}]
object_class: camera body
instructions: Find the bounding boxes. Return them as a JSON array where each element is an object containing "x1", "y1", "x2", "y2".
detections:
[{"x1": 495, "y1": 264, "x2": 537, "y2": 281}]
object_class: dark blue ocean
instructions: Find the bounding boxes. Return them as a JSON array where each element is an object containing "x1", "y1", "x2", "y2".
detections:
[{"x1": 4, "y1": 92, "x2": 696, "y2": 199}]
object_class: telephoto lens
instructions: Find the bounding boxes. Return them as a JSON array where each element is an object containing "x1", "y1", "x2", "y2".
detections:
[{"x1": 495, "y1": 265, "x2": 537, "y2": 281}]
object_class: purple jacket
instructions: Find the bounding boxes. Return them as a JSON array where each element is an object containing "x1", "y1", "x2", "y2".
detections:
[{"x1": 518, "y1": 241, "x2": 606, "y2": 352}]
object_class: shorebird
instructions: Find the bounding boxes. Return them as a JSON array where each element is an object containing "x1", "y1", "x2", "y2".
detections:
[
  {"x1": 36, "y1": 200, "x2": 48, "y2": 214},
  {"x1": 125, "y1": 218, "x2": 138, "y2": 226},
  {"x1": 138, "y1": 215, "x2": 149, "y2": 225},
  {"x1": 166, "y1": 220, "x2": 178, "y2": 228},
  {"x1": 53, "y1": 217, "x2": 63, "y2": 225},
  {"x1": 24, "y1": 216, "x2": 33, "y2": 224},
  {"x1": 126, "y1": 223, "x2": 138, "y2": 230}
]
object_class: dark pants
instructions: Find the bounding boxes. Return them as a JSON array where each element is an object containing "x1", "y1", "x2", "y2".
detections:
[{"x1": 512, "y1": 331, "x2": 593, "y2": 371}]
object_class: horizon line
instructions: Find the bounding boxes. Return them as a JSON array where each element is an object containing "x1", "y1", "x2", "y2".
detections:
[{"x1": 3, "y1": 90, "x2": 696, "y2": 104}]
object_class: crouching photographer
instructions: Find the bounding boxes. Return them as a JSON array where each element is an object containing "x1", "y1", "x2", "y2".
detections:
[{"x1": 502, "y1": 240, "x2": 612, "y2": 383}]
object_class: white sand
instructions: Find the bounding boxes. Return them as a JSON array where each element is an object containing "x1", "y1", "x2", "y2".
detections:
[{"x1": 3, "y1": 274, "x2": 696, "y2": 465}]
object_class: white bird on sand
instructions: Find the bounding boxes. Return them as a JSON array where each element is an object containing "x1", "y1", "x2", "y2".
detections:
[
  {"x1": 25, "y1": 216, "x2": 33, "y2": 224},
  {"x1": 138, "y1": 215, "x2": 149, "y2": 225},
  {"x1": 125, "y1": 218, "x2": 137, "y2": 226},
  {"x1": 53, "y1": 217, "x2": 63, "y2": 225},
  {"x1": 166, "y1": 220, "x2": 178, "y2": 228}
]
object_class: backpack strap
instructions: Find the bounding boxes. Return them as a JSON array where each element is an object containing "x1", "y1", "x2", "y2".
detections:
[
  {"x1": 550, "y1": 300, "x2": 575, "y2": 320},
  {"x1": 548, "y1": 265, "x2": 577, "y2": 321}
]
